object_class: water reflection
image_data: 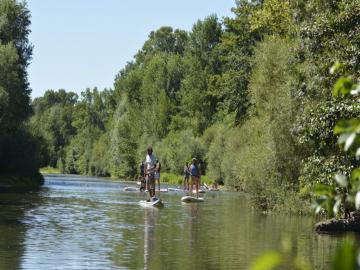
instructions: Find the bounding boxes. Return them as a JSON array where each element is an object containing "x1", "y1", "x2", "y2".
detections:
[
  {"x1": 184, "y1": 203, "x2": 200, "y2": 268},
  {"x1": 0, "y1": 192, "x2": 40, "y2": 270},
  {"x1": 143, "y1": 208, "x2": 157, "y2": 270},
  {"x1": 0, "y1": 176, "x2": 349, "y2": 269}
]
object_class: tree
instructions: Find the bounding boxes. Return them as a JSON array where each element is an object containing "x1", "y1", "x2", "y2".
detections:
[
  {"x1": 0, "y1": 0, "x2": 32, "y2": 131},
  {"x1": 179, "y1": 15, "x2": 223, "y2": 134},
  {"x1": 0, "y1": 0, "x2": 43, "y2": 186},
  {"x1": 213, "y1": 0, "x2": 262, "y2": 124}
]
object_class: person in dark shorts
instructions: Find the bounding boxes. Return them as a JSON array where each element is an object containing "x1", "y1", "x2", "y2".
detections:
[
  {"x1": 139, "y1": 162, "x2": 146, "y2": 191},
  {"x1": 154, "y1": 159, "x2": 161, "y2": 192},
  {"x1": 183, "y1": 162, "x2": 190, "y2": 191}
]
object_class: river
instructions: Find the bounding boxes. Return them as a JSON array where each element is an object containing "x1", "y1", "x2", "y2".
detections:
[{"x1": 0, "y1": 175, "x2": 345, "y2": 269}]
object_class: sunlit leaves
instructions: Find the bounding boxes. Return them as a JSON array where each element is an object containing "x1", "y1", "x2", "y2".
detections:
[
  {"x1": 329, "y1": 61, "x2": 343, "y2": 75},
  {"x1": 333, "y1": 77, "x2": 357, "y2": 97},
  {"x1": 249, "y1": 239, "x2": 310, "y2": 270},
  {"x1": 250, "y1": 252, "x2": 282, "y2": 270},
  {"x1": 351, "y1": 168, "x2": 360, "y2": 187},
  {"x1": 313, "y1": 182, "x2": 338, "y2": 217},
  {"x1": 314, "y1": 73, "x2": 360, "y2": 217},
  {"x1": 250, "y1": 0, "x2": 293, "y2": 36},
  {"x1": 314, "y1": 183, "x2": 335, "y2": 196},
  {"x1": 334, "y1": 119, "x2": 360, "y2": 135},
  {"x1": 334, "y1": 119, "x2": 360, "y2": 153},
  {"x1": 251, "y1": 235, "x2": 360, "y2": 270},
  {"x1": 332, "y1": 236, "x2": 359, "y2": 270}
]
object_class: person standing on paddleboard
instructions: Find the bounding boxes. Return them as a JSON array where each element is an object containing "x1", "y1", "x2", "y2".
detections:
[
  {"x1": 154, "y1": 159, "x2": 161, "y2": 193},
  {"x1": 139, "y1": 162, "x2": 146, "y2": 191},
  {"x1": 190, "y1": 158, "x2": 200, "y2": 198},
  {"x1": 145, "y1": 146, "x2": 156, "y2": 199},
  {"x1": 183, "y1": 162, "x2": 190, "y2": 191}
]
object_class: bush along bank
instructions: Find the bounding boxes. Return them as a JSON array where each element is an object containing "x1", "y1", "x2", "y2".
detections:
[
  {"x1": 313, "y1": 69, "x2": 360, "y2": 233},
  {"x1": 160, "y1": 172, "x2": 214, "y2": 186}
]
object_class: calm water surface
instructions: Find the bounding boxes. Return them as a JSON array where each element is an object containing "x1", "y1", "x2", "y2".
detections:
[{"x1": 0, "y1": 175, "x2": 345, "y2": 269}]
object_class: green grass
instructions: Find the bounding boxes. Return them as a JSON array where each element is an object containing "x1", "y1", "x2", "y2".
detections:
[
  {"x1": 160, "y1": 173, "x2": 183, "y2": 185},
  {"x1": 40, "y1": 166, "x2": 61, "y2": 174},
  {"x1": 160, "y1": 172, "x2": 214, "y2": 185}
]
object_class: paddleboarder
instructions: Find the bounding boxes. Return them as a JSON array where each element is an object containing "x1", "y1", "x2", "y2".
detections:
[
  {"x1": 154, "y1": 159, "x2": 161, "y2": 193},
  {"x1": 190, "y1": 158, "x2": 200, "y2": 198},
  {"x1": 183, "y1": 162, "x2": 190, "y2": 191},
  {"x1": 144, "y1": 146, "x2": 156, "y2": 199},
  {"x1": 139, "y1": 162, "x2": 146, "y2": 191}
]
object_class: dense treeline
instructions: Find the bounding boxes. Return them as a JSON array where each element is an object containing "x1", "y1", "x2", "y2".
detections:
[
  {"x1": 30, "y1": 0, "x2": 360, "y2": 211},
  {"x1": 0, "y1": 0, "x2": 43, "y2": 188}
]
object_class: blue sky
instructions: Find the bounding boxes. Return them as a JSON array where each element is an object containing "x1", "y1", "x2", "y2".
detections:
[{"x1": 27, "y1": 0, "x2": 236, "y2": 98}]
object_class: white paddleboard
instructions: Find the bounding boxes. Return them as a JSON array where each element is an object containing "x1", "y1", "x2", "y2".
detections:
[
  {"x1": 192, "y1": 189, "x2": 206, "y2": 194},
  {"x1": 168, "y1": 187, "x2": 184, "y2": 192},
  {"x1": 123, "y1": 186, "x2": 139, "y2": 191},
  {"x1": 146, "y1": 188, "x2": 168, "y2": 193},
  {"x1": 139, "y1": 198, "x2": 164, "y2": 207},
  {"x1": 181, "y1": 196, "x2": 204, "y2": 203}
]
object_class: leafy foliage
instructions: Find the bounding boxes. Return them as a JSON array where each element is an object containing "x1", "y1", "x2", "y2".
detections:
[
  {"x1": 0, "y1": 0, "x2": 42, "y2": 186},
  {"x1": 27, "y1": 0, "x2": 360, "y2": 215},
  {"x1": 312, "y1": 72, "x2": 360, "y2": 218},
  {"x1": 0, "y1": 0, "x2": 32, "y2": 131}
]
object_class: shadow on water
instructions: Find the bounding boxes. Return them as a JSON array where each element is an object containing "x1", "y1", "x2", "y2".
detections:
[{"x1": 0, "y1": 190, "x2": 42, "y2": 270}]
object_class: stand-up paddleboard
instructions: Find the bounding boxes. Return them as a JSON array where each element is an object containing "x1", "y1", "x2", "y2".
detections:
[
  {"x1": 139, "y1": 197, "x2": 164, "y2": 207},
  {"x1": 168, "y1": 187, "x2": 184, "y2": 192},
  {"x1": 123, "y1": 186, "x2": 139, "y2": 192},
  {"x1": 181, "y1": 196, "x2": 204, "y2": 203},
  {"x1": 146, "y1": 188, "x2": 168, "y2": 193},
  {"x1": 192, "y1": 189, "x2": 206, "y2": 194}
]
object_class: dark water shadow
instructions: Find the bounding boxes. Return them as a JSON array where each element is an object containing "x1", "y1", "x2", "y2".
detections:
[{"x1": 0, "y1": 190, "x2": 41, "y2": 270}]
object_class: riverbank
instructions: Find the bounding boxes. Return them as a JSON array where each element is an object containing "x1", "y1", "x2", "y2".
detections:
[
  {"x1": 160, "y1": 172, "x2": 214, "y2": 185},
  {"x1": 315, "y1": 211, "x2": 360, "y2": 234},
  {"x1": 40, "y1": 166, "x2": 61, "y2": 174},
  {"x1": 40, "y1": 167, "x2": 215, "y2": 185},
  {"x1": 0, "y1": 172, "x2": 44, "y2": 192}
]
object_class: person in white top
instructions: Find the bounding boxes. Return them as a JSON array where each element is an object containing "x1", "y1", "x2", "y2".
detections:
[{"x1": 144, "y1": 146, "x2": 156, "y2": 198}]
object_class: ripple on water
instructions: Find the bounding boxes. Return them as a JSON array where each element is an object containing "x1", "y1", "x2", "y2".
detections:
[{"x1": 0, "y1": 176, "x2": 343, "y2": 269}]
